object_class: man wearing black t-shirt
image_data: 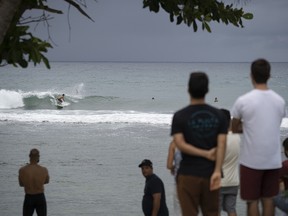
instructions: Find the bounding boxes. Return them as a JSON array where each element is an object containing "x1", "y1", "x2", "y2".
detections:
[
  {"x1": 139, "y1": 159, "x2": 169, "y2": 216},
  {"x1": 171, "y1": 72, "x2": 227, "y2": 216}
]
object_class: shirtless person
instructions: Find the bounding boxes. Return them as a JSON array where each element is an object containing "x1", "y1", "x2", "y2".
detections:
[
  {"x1": 19, "y1": 149, "x2": 50, "y2": 216},
  {"x1": 57, "y1": 94, "x2": 65, "y2": 103}
]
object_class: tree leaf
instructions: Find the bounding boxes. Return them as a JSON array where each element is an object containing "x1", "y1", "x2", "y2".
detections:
[{"x1": 243, "y1": 13, "x2": 253, "y2": 20}]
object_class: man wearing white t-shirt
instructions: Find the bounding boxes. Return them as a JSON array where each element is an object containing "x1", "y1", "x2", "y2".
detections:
[{"x1": 231, "y1": 59, "x2": 286, "y2": 216}]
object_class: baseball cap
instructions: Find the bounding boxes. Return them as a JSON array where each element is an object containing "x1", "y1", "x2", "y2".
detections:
[{"x1": 138, "y1": 159, "x2": 153, "y2": 168}]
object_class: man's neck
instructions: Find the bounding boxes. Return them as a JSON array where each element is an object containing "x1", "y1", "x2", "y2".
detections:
[
  {"x1": 29, "y1": 160, "x2": 38, "y2": 165},
  {"x1": 254, "y1": 83, "x2": 268, "y2": 90},
  {"x1": 190, "y1": 97, "x2": 205, "y2": 105}
]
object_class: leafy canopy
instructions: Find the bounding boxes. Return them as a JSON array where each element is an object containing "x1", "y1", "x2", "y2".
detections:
[
  {"x1": 0, "y1": 0, "x2": 253, "y2": 69},
  {"x1": 0, "y1": 0, "x2": 93, "y2": 69},
  {"x1": 143, "y1": 0, "x2": 253, "y2": 32}
]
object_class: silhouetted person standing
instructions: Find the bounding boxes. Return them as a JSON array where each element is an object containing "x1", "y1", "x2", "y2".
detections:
[{"x1": 19, "y1": 149, "x2": 50, "y2": 216}]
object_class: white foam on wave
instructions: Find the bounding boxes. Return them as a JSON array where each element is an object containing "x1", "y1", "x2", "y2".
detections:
[
  {"x1": 21, "y1": 90, "x2": 55, "y2": 99},
  {"x1": 0, "y1": 107, "x2": 287, "y2": 127},
  {"x1": 0, "y1": 110, "x2": 173, "y2": 125},
  {"x1": 281, "y1": 118, "x2": 288, "y2": 128},
  {"x1": 0, "y1": 89, "x2": 24, "y2": 109},
  {"x1": 0, "y1": 85, "x2": 84, "y2": 109}
]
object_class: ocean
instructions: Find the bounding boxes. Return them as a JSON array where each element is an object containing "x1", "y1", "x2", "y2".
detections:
[{"x1": 0, "y1": 62, "x2": 287, "y2": 216}]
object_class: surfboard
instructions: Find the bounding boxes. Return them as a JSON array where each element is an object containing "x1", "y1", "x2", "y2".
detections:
[
  {"x1": 56, "y1": 103, "x2": 64, "y2": 109},
  {"x1": 55, "y1": 99, "x2": 64, "y2": 109}
]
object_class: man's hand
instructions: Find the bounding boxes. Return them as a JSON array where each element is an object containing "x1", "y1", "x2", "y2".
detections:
[
  {"x1": 205, "y1": 148, "x2": 216, "y2": 161},
  {"x1": 210, "y1": 171, "x2": 221, "y2": 191}
]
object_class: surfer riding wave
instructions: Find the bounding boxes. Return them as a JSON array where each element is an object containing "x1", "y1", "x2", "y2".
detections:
[{"x1": 57, "y1": 94, "x2": 65, "y2": 104}]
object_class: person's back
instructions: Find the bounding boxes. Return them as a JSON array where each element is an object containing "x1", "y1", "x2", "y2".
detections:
[
  {"x1": 171, "y1": 72, "x2": 227, "y2": 216},
  {"x1": 19, "y1": 149, "x2": 49, "y2": 216},
  {"x1": 19, "y1": 163, "x2": 49, "y2": 195},
  {"x1": 220, "y1": 109, "x2": 240, "y2": 216},
  {"x1": 231, "y1": 59, "x2": 286, "y2": 216},
  {"x1": 233, "y1": 89, "x2": 284, "y2": 169},
  {"x1": 221, "y1": 132, "x2": 240, "y2": 187}
]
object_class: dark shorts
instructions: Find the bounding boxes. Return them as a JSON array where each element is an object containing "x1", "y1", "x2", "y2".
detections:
[
  {"x1": 220, "y1": 186, "x2": 239, "y2": 213},
  {"x1": 177, "y1": 175, "x2": 219, "y2": 216},
  {"x1": 240, "y1": 165, "x2": 280, "y2": 200},
  {"x1": 23, "y1": 193, "x2": 47, "y2": 216}
]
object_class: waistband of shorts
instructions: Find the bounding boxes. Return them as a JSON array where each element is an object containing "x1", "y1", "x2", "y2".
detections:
[{"x1": 25, "y1": 193, "x2": 45, "y2": 197}]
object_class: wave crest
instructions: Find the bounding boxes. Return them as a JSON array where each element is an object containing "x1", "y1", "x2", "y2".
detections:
[{"x1": 0, "y1": 89, "x2": 24, "y2": 109}]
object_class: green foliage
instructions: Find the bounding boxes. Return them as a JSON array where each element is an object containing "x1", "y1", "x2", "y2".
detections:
[
  {"x1": 143, "y1": 0, "x2": 253, "y2": 32},
  {"x1": 0, "y1": 0, "x2": 94, "y2": 69},
  {"x1": 0, "y1": 25, "x2": 52, "y2": 69}
]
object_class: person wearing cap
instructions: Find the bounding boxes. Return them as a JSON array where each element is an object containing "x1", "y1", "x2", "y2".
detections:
[
  {"x1": 139, "y1": 159, "x2": 169, "y2": 216},
  {"x1": 171, "y1": 72, "x2": 228, "y2": 216},
  {"x1": 19, "y1": 149, "x2": 50, "y2": 216}
]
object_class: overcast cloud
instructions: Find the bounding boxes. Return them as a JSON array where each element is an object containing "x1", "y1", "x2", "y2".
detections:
[{"x1": 29, "y1": 0, "x2": 288, "y2": 62}]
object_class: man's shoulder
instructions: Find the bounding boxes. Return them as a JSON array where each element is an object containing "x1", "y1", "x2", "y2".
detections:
[
  {"x1": 38, "y1": 164, "x2": 49, "y2": 172},
  {"x1": 269, "y1": 90, "x2": 285, "y2": 103},
  {"x1": 149, "y1": 174, "x2": 162, "y2": 183},
  {"x1": 174, "y1": 104, "x2": 217, "y2": 115},
  {"x1": 19, "y1": 164, "x2": 29, "y2": 171},
  {"x1": 237, "y1": 90, "x2": 255, "y2": 100},
  {"x1": 174, "y1": 105, "x2": 191, "y2": 114}
]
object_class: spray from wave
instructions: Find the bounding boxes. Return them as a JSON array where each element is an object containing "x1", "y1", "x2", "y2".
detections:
[{"x1": 0, "y1": 89, "x2": 24, "y2": 109}]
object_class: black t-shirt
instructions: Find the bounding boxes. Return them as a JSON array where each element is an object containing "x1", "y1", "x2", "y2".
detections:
[
  {"x1": 171, "y1": 104, "x2": 227, "y2": 178},
  {"x1": 142, "y1": 174, "x2": 169, "y2": 216}
]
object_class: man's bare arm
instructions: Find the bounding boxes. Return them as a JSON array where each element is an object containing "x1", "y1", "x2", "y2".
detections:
[
  {"x1": 151, "y1": 193, "x2": 161, "y2": 216},
  {"x1": 44, "y1": 168, "x2": 50, "y2": 184},
  {"x1": 18, "y1": 169, "x2": 24, "y2": 187},
  {"x1": 18, "y1": 176, "x2": 23, "y2": 187},
  {"x1": 231, "y1": 118, "x2": 243, "y2": 133},
  {"x1": 210, "y1": 133, "x2": 226, "y2": 191},
  {"x1": 167, "y1": 141, "x2": 175, "y2": 174}
]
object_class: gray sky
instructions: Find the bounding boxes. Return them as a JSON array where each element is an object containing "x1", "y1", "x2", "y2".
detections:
[{"x1": 29, "y1": 0, "x2": 288, "y2": 62}]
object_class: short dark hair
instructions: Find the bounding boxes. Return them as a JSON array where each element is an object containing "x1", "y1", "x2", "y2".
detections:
[
  {"x1": 138, "y1": 159, "x2": 153, "y2": 168},
  {"x1": 283, "y1": 138, "x2": 288, "y2": 158},
  {"x1": 29, "y1": 148, "x2": 39, "y2": 158},
  {"x1": 251, "y1": 59, "x2": 270, "y2": 84},
  {"x1": 188, "y1": 72, "x2": 209, "y2": 98}
]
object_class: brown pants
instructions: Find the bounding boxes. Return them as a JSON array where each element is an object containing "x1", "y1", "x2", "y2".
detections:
[{"x1": 177, "y1": 175, "x2": 219, "y2": 216}]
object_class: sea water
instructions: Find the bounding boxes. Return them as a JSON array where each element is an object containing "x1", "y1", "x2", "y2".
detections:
[{"x1": 0, "y1": 62, "x2": 287, "y2": 216}]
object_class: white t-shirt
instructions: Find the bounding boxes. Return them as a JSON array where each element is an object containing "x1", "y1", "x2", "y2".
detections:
[
  {"x1": 231, "y1": 89, "x2": 286, "y2": 169},
  {"x1": 222, "y1": 132, "x2": 240, "y2": 187}
]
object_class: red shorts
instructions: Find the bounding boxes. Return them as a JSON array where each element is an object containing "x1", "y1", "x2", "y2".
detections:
[{"x1": 240, "y1": 165, "x2": 280, "y2": 200}]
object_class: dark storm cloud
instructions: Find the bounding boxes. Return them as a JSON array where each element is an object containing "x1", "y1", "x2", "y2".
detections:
[{"x1": 29, "y1": 0, "x2": 288, "y2": 62}]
